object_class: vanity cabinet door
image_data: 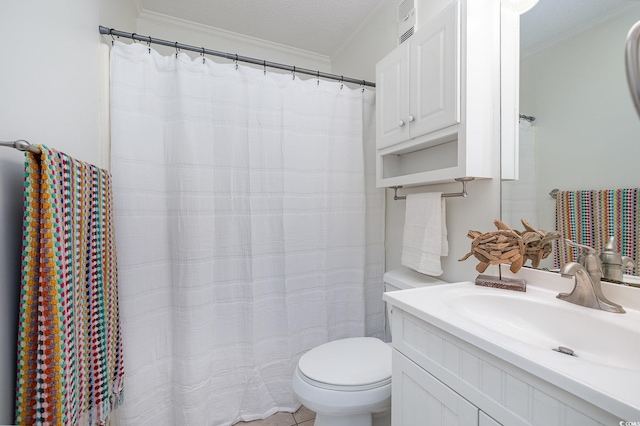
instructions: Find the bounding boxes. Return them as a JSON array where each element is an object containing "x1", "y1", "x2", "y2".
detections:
[{"x1": 392, "y1": 349, "x2": 478, "y2": 426}]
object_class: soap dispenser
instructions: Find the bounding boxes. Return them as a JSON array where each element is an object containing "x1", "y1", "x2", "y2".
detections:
[{"x1": 600, "y1": 236, "x2": 635, "y2": 282}]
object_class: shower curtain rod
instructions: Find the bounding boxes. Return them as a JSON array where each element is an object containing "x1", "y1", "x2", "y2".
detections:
[
  {"x1": 0, "y1": 140, "x2": 41, "y2": 154},
  {"x1": 99, "y1": 26, "x2": 376, "y2": 88}
]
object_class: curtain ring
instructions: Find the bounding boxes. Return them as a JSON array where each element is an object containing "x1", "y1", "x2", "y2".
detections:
[
  {"x1": 175, "y1": 42, "x2": 180, "y2": 58},
  {"x1": 201, "y1": 47, "x2": 206, "y2": 64},
  {"x1": 148, "y1": 36, "x2": 152, "y2": 54},
  {"x1": 361, "y1": 80, "x2": 365, "y2": 93},
  {"x1": 292, "y1": 66, "x2": 296, "y2": 80},
  {"x1": 109, "y1": 28, "x2": 115, "y2": 46},
  {"x1": 340, "y1": 76, "x2": 344, "y2": 90},
  {"x1": 263, "y1": 60, "x2": 266, "y2": 75},
  {"x1": 132, "y1": 33, "x2": 138, "y2": 43},
  {"x1": 235, "y1": 54, "x2": 238, "y2": 70},
  {"x1": 317, "y1": 70, "x2": 320, "y2": 86}
]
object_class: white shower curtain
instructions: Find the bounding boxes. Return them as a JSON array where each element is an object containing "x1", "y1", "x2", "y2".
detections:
[{"x1": 109, "y1": 41, "x2": 384, "y2": 426}]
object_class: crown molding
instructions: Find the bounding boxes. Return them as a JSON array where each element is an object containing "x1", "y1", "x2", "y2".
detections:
[
  {"x1": 136, "y1": 9, "x2": 331, "y2": 67},
  {"x1": 132, "y1": 0, "x2": 144, "y2": 15}
]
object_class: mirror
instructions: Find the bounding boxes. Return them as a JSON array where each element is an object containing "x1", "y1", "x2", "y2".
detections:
[{"x1": 501, "y1": 0, "x2": 640, "y2": 277}]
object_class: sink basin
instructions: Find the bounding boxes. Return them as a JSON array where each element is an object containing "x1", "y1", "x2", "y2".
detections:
[{"x1": 444, "y1": 287, "x2": 640, "y2": 372}]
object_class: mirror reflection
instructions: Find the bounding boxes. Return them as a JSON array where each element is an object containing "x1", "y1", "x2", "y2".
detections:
[{"x1": 501, "y1": 0, "x2": 640, "y2": 278}]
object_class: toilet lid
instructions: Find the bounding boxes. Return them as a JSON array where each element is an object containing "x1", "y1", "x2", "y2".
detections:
[{"x1": 298, "y1": 337, "x2": 392, "y2": 389}]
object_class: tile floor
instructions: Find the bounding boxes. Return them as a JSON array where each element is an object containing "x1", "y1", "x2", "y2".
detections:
[{"x1": 233, "y1": 405, "x2": 315, "y2": 426}]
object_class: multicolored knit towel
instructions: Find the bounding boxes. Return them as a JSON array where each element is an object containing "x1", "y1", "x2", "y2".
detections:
[
  {"x1": 554, "y1": 188, "x2": 640, "y2": 275},
  {"x1": 15, "y1": 146, "x2": 124, "y2": 425}
]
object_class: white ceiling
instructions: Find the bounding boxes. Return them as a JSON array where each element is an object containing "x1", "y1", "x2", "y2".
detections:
[
  {"x1": 520, "y1": 0, "x2": 636, "y2": 55},
  {"x1": 138, "y1": 0, "x2": 639, "y2": 58},
  {"x1": 138, "y1": 0, "x2": 383, "y2": 56}
]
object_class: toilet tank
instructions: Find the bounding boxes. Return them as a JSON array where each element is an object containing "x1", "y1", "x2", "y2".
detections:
[{"x1": 383, "y1": 268, "x2": 448, "y2": 341}]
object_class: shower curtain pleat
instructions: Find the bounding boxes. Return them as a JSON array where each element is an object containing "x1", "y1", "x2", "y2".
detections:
[
  {"x1": 15, "y1": 146, "x2": 124, "y2": 425},
  {"x1": 109, "y1": 41, "x2": 384, "y2": 426}
]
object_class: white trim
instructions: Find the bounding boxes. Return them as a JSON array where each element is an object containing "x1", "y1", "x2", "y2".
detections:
[
  {"x1": 136, "y1": 9, "x2": 331, "y2": 67},
  {"x1": 132, "y1": 0, "x2": 144, "y2": 15}
]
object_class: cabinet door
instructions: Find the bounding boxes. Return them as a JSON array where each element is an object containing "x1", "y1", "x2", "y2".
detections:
[
  {"x1": 392, "y1": 350, "x2": 478, "y2": 426},
  {"x1": 375, "y1": 42, "x2": 410, "y2": 149},
  {"x1": 409, "y1": 1, "x2": 460, "y2": 137}
]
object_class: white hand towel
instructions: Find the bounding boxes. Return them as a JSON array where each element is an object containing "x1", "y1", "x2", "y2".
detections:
[{"x1": 401, "y1": 192, "x2": 448, "y2": 276}]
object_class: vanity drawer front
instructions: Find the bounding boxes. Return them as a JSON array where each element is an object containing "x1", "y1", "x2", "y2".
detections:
[{"x1": 391, "y1": 308, "x2": 618, "y2": 426}]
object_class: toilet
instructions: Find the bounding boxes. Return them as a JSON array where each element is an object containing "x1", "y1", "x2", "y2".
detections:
[{"x1": 292, "y1": 268, "x2": 447, "y2": 426}]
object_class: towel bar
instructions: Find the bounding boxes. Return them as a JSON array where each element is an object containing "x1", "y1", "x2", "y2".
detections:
[
  {"x1": 0, "y1": 139, "x2": 41, "y2": 154},
  {"x1": 390, "y1": 177, "x2": 474, "y2": 200}
]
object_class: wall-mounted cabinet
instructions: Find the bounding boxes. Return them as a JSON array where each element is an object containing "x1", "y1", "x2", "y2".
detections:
[
  {"x1": 376, "y1": 2, "x2": 459, "y2": 150},
  {"x1": 375, "y1": 0, "x2": 499, "y2": 187}
]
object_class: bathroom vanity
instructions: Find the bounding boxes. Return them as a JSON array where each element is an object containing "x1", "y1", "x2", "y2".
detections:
[{"x1": 383, "y1": 267, "x2": 640, "y2": 425}]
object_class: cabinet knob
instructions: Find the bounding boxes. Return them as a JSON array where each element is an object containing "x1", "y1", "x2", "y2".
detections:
[
  {"x1": 408, "y1": 115, "x2": 415, "y2": 122},
  {"x1": 398, "y1": 119, "x2": 406, "y2": 127}
]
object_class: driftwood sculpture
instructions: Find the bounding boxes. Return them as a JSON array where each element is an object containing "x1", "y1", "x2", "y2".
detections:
[
  {"x1": 459, "y1": 219, "x2": 561, "y2": 273},
  {"x1": 515, "y1": 219, "x2": 561, "y2": 268},
  {"x1": 459, "y1": 220, "x2": 525, "y2": 273}
]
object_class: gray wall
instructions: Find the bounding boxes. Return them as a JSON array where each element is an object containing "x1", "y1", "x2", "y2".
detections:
[
  {"x1": 0, "y1": 1, "x2": 136, "y2": 422},
  {"x1": 332, "y1": 1, "x2": 502, "y2": 283},
  {"x1": 520, "y1": 4, "x2": 640, "y2": 241}
]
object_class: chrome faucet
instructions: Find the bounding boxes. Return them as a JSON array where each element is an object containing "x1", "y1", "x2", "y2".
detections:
[
  {"x1": 557, "y1": 240, "x2": 625, "y2": 313},
  {"x1": 600, "y1": 236, "x2": 636, "y2": 282}
]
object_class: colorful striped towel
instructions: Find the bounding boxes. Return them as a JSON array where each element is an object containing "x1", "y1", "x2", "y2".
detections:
[
  {"x1": 554, "y1": 188, "x2": 639, "y2": 275},
  {"x1": 15, "y1": 146, "x2": 124, "y2": 425}
]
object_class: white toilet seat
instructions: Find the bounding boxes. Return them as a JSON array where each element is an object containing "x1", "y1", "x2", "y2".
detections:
[
  {"x1": 293, "y1": 337, "x2": 393, "y2": 425},
  {"x1": 292, "y1": 366, "x2": 391, "y2": 416},
  {"x1": 297, "y1": 337, "x2": 391, "y2": 391},
  {"x1": 297, "y1": 366, "x2": 391, "y2": 392}
]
